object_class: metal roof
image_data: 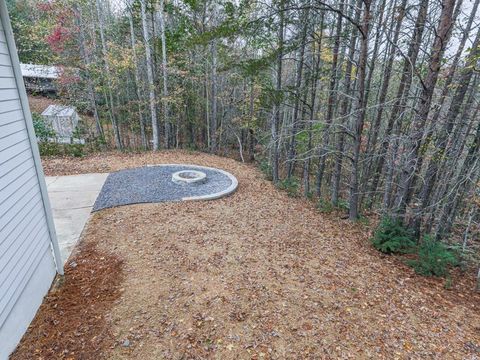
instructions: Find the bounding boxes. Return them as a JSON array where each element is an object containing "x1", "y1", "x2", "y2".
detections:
[
  {"x1": 20, "y1": 63, "x2": 61, "y2": 79},
  {"x1": 41, "y1": 104, "x2": 77, "y2": 117}
]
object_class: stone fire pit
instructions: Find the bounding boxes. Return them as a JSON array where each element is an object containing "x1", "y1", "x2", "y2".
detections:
[{"x1": 172, "y1": 170, "x2": 207, "y2": 185}]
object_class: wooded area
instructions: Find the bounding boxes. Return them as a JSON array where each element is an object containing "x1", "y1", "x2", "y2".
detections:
[{"x1": 8, "y1": 0, "x2": 480, "y2": 259}]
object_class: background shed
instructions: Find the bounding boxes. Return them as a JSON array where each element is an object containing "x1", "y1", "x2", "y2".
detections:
[
  {"x1": 20, "y1": 63, "x2": 60, "y2": 93},
  {"x1": 41, "y1": 104, "x2": 80, "y2": 142},
  {"x1": 0, "y1": 1, "x2": 63, "y2": 358}
]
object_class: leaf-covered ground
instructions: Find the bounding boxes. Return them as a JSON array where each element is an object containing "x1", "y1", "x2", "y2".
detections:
[{"x1": 16, "y1": 151, "x2": 480, "y2": 358}]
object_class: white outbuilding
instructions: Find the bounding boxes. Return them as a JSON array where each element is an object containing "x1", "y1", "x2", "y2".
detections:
[
  {"x1": 41, "y1": 104, "x2": 80, "y2": 142},
  {"x1": 0, "y1": 1, "x2": 64, "y2": 358},
  {"x1": 20, "y1": 63, "x2": 61, "y2": 93}
]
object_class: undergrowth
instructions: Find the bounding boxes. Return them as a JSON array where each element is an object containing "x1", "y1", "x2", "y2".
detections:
[
  {"x1": 277, "y1": 177, "x2": 300, "y2": 197},
  {"x1": 317, "y1": 199, "x2": 335, "y2": 213},
  {"x1": 407, "y1": 236, "x2": 459, "y2": 277},
  {"x1": 371, "y1": 217, "x2": 459, "y2": 277},
  {"x1": 371, "y1": 217, "x2": 416, "y2": 254},
  {"x1": 39, "y1": 142, "x2": 86, "y2": 157},
  {"x1": 317, "y1": 199, "x2": 349, "y2": 213},
  {"x1": 258, "y1": 158, "x2": 273, "y2": 181}
]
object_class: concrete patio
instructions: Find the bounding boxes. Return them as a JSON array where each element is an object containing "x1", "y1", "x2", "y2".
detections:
[{"x1": 45, "y1": 173, "x2": 108, "y2": 263}]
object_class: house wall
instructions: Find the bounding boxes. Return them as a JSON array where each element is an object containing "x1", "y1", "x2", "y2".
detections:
[{"x1": 0, "y1": 2, "x2": 63, "y2": 358}]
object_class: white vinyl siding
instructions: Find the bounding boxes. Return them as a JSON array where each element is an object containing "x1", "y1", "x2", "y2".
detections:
[{"x1": 0, "y1": 3, "x2": 62, "y2": 358}]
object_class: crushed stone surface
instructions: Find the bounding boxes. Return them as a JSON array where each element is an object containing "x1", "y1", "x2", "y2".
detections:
[{"x1": 93, "y1": 165, "x2": 234, "y2": 211}]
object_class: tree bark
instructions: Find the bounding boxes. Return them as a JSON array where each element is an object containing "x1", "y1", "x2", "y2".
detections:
[
  {"x1": 76, "y1": 4, "x2": 103, "y2": 139},
  {"x1": 140, "y1": 0, "x2": 160, "y2": 150},
  {"x1": 129, "y1": 9, "x2": 147, "y2": 150},
  {"x1": 248, "y1": 78, "x2": 255, "y2": 161},
  {"x1": 330, "y1": 0, "x2": 362, "y2": 204},
  {"x1": 393, "y1": 0, "x2": 457, "y2": 219},
  {"x1": 369, "y1": 0, "x2": 429, "y2": 209},
  {"x1": 210, "y1": 40, "x2": 218, "y2": 153},
  {"x1": 414, "y1": 26, "x2": 480, "y2": 231},
  {"x1": 95, "y1": 0, "x2": 122, "y2": 149},
  {"x1": 157, "y1": 0, "x2": 171, "y2": 149},
  {"x1": 349, "y1": 0, "x2": 372, "y2": 220},
  {"x1": 362, "y1": 0, "x2": 407, "y2": 207},
  {"x1": 303, "y1": 13, "x2": 324, "y2": 197},
  {"x1": 286, "y1": 5, "x2": 310, "y2": 178},
  {"x1": 315, "y1": 2, "x2": 343, "y2": 197},
  {"x1": 272, "y1": 0, "x2": 285, "y2": 184}
]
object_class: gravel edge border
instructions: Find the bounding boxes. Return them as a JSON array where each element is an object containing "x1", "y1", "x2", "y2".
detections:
[{"x1": 146, "y1": 163, "x2": 238, "y2": 201}]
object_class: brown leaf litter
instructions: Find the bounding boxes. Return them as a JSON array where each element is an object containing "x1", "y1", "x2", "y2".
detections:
[
  {"x1": 11, "y1": 241, "x2": 123, "y2": 359},
  {"x1": 13, "y1": 151, "x2": 480, "y2": 358}
]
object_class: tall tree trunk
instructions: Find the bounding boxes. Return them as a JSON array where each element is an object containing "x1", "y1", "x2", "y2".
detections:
[
  {"x1": 157, "y1": 0, "x2": 170, "y2": 149},
  {"x1": 370, "y1": 0, "x2": 429, "y2": 209},
  {"x1": 210, "y1": 40, "x2": 218, "y2": 153},
  {"x1": 393, "y1": 0, "x2": 457, "y2": 219},
  {"x1": 315, "y1": 3, "x2": 343, "y2": 197},
  {"x1": 436, "y1": 121, "x2": 480, "y2": 239},
  {"x1": 140, "y1": 0, "x2": 160, "y2": 150},
  {"x1": 330, "y1": 0, "x2": 362, "y2": 204},
  {"x1": 349, "y1": 0, "x2": 372, "y2": 220},
  {"x1": 248, "y1": 78, "x2": 255, "y2": 161},
  {"x1": 303, "y1": 13, "x2": 324, "y2": 197},
  {"x1": 413, "y1": 26, "x2": 480, "y2": 231},
  {"x1": 272, "y1": 0, "x2": 285, "y2": 184},
  {"x1": 430, "y1": 0, "x2": 478, "y2": 117},
  {"x1": 129, "y1": 10, "x2": 147, "y2": 150},
  {"x1": 286, "y1": 5, "x2": 310, "y2": 178},
  {"x1": 76, "y1": 4, "x2": 103, "y2": 139},
  {"x1": 362, "y1": 0, "x2": 407, "y2": 206},
  {"x1": 363, "y1": 0, "x2": 388, "y2": 106},
  {"x1": 401, "y1": 0, "x2": 463, "y2": 207},
  {"x1": 95, "y1": 0, "x2": 122, "y2": 149}
]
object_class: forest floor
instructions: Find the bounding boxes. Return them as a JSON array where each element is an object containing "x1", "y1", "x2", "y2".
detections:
[{"x1": 13, "y1": 151, "x2": 480, "y2": 359}]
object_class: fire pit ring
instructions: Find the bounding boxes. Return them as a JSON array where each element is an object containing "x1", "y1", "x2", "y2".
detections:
[{"x1": 172, "y1": 170, "x2": 207, "y2": 185}]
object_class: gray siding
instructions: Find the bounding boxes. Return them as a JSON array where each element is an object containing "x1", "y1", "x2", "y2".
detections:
[{"x1": 0, "y1": 4, "x2": 60, "y2": 357}]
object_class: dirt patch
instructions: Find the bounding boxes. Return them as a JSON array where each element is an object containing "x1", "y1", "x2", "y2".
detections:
[
  {"x1": 11, "y1": 240, "x2": 123, "y2": 359},
  {"x1": 23, "y1": 151, "x2": 480, "y2": 358},
  {"x1": 28, "y1": 95, "x2": 58, "y2": 114}
]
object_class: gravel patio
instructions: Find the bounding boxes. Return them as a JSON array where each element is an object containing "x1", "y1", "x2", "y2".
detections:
[{"x1": 12, "y1": 151, "x2": 480, "y2": 359}]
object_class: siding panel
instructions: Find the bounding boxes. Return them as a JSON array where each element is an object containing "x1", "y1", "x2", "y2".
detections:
[
  {"x1": 0, "y1": 184, "x2": 40, "y2": 231},
  {"x1": 0, "y1": 127, "x2": 28, "y2": 150},
  {"x1": 0, "y1": 155, "x2": 34, "y2": 191},
  {"x1": 0, "y1": 197, "x2": 42, "y2": 252},
  {"x1": 0, "y1": 4, "x2": 60, "y2": 357},
  {"x1": 0, "y1": 65, "x2": 13, "y2": 77},
  {"x1": 0, "y1": 217, "x2": 47, "y2": 291},
  {"x1": 0, "y1": 108, "x2": 23, "y2": 125},
  {"x1": 0, "y1": 119, "x2": 24, "y2": 139},
  {"x1": 0, "y1": 53, "x2": 11, "y2": 66},
  {"x1": 0, "y1": 77, "x2": 16, "y2": 89},
  {"x1": 0, "y1": 212, "x2": 46, "y2": 283},
  {"x1": 0, "y1": 170, "x2": 37, "y2": 215},
  {"x1": 0, "y1": 40, "x2": 8, "y2": 54},
  {"x1": 0, "y1": 149, "x2": 32, "y2": 179},
  {"x1": 0, "y1": 139, "x2": 29, "y2": 165},
  {"x1": 0, "y1": 237, "x2": 50, "y2": 326},
  {"x1": 0, "y1": 99, "x2": 21, "y2": 113},
  {"x1": 0, "y1": 88, "x2": 18, "y2": 101}
]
